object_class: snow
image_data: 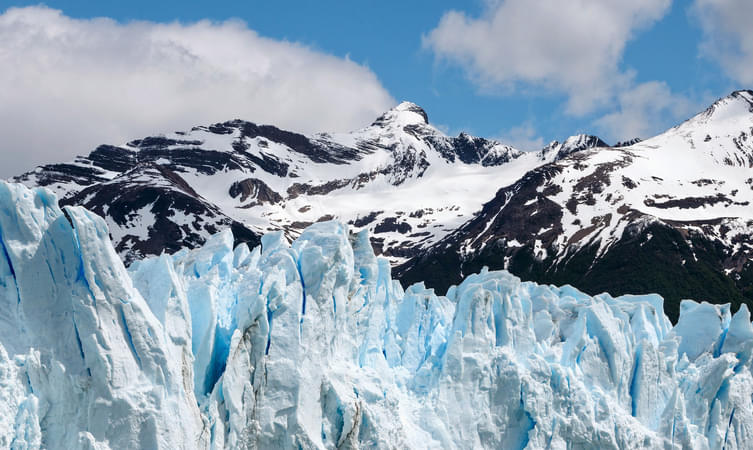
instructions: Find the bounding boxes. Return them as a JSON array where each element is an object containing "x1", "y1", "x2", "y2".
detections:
[
  {"x1": 2, "y1": 180, "x2": 753, "y2": 448},
  {"x1": 447, "y1": 92, "x2": 743, "y2": 270},
  {"x1": 545, "y1": 102, "x2": 753, "y2": 260},
  {"x1": 13, "y1": 94, "x2": 753, "y2": 288},
  {"x1": 24, "y1": 101, "x2": 569, "y2": 266}
]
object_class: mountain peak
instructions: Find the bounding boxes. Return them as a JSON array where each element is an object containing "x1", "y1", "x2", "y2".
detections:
[
  {"x1": 693, "y1": 90, "x2": 753, "y2": 125},
  {"x1": 561, "y1": 133, "x2": 608, "y2": 149},
  {"x1": 539, "y1": 133, "x2": 609, "y2": 161},
  {"x1": 726, "y1": 89, "x2": 753, "y2": 102},
  {"x1": 371, "y1": 101, "x2": 429, "y2": 127},
  {"x1": 650, "y1": 90, "x2": 753, "y2": 167},
  {"x1": 394, "y1": 101, "x2": 428, "y2": 119}
]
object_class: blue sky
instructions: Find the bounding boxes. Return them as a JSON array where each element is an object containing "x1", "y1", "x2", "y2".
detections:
[{"x1": 0, "y1": 0, "x2": 750, "y2": 175}]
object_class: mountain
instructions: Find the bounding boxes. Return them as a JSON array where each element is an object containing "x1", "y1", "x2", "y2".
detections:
[
  {"x1": 2, "y1": 180, "x2": 752, "y2": 449},
  {"x1": 398, "y1": 91, "x2": 753, "y2": 321},
  {"x1": 12, "y1": 101, "x2": 594, "y2": 266},
  {"x1": 13, "y1": 92, "x2": 753, "y2": 321}
]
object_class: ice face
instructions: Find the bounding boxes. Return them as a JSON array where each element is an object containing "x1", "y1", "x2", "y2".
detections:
[
  {"x1": 1, "y1": 180, "x2": 753, "y2": 449},
  {"x1": 0, "y1": 182, "x2": 205, "y2": 449}
]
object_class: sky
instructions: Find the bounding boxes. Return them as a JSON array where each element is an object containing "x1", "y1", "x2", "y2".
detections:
[{"x1": 0, "y1": 0, "x2": 750, "y2": 177}]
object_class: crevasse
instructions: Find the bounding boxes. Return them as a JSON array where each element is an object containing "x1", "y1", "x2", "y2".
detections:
[{"x1": 0, "y1": 180, "x2": 752, "y2": 449}]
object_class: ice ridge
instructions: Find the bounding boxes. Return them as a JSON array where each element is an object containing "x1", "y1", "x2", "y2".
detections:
[{"x1": 0, "y1": 181, "x2": 752, "y2": 449}]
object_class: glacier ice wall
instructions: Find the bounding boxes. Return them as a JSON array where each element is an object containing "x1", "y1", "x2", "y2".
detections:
[
  {"x1": 1, "y1": 181, "x2": 753, "y2": 449},
  {"x1": 0, "y1": 182, "x2": 204, "y2": 449}
]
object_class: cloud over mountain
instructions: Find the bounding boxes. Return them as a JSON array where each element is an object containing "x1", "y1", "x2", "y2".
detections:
[{"x1": 0, "y1": 6, "x2": 394, "y2": 177}]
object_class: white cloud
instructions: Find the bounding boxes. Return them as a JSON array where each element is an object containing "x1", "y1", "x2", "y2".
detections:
[
  {"x1": 693, "y1": 0, "x2": 753, "y2": 85},
  {"x1": 0, "y1": 7, "x2": 395, "y2": 177},
  {"x1": 498, "y1": 122, "x2": 545, "y2": 151},
  {"x1": 423, "y1": 0, "x2": 671, "y2": 114},
  {"x1": 594, "y1": 81, "x2": 695, "y2": 142}
]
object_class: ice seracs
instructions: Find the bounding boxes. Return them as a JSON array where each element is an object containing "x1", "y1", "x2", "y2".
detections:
[
  {"x1": 2, "y1": 180, "x2": 753, "y2": 448},
  {"x1": 0, "y1": 181, "x2": 204, "y2": 449}
]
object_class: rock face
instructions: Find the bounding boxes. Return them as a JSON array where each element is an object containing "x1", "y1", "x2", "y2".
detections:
[
  {"x1": 2, "y1": 181, "x2": 753, "y2": 449},
  {"x1": 13, "y1": 92, "x2": 753, "y2": 319}
]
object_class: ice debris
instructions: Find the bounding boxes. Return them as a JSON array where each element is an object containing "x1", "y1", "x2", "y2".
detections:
[{"x1": 0, "y1": 180, "x2": 752, "y2": 449}]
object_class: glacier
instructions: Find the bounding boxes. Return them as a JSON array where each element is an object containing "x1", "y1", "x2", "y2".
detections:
[{"x1": 0, "y1": 180, "x2": 752, "y2": 449}]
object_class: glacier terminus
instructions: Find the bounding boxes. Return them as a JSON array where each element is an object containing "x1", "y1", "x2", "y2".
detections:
[{"x1": 1, "y1": 180, "x2": 752, "y2": 449}]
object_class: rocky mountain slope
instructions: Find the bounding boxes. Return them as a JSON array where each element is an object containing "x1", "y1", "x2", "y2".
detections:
[
  {"x1": 2, "y1": 180, "x2": 753, "y2": 449},
  {"x1": 13, "y1": 102, "x2": 600, "y2": 266},
  {"x1": 13, "y1": 92, "x2": 753, "y2": 320},
  {"x1": 399, "y1": 91, "x2": 753, "y2": 321}
]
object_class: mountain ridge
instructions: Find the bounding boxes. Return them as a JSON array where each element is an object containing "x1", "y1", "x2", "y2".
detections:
[
  {"x1": 398, "y1": 91, "x2": 753, "y2": 320},
  {"x1": 14, "y1": 100, "x2": 589, "y2": 265},
  {"x1": 12, "y1": 91, "x2": 753, "y2": 320}
]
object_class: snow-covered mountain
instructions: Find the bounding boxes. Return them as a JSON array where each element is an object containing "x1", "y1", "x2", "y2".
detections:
[
  {"x1": 2, "y1": 180, "x2": 752, "y2": 449},
  {"x1": 13, "y1": 101, "x2": 597, "y2": 266},
  {"x1": 399, "y1": 91, "x2": 753, "y2": 321},
  {"x1": 13, "y1": 92, "x2": 753, "y2": 321}
]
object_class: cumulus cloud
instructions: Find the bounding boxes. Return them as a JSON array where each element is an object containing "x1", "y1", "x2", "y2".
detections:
[
  {"x1": 693, "y1": 0, "x2": 753, "y2": 85},
  {"x1": 0, "y1": 6, "x2": 394, "y2": 177},
  {"x1": 594, "y1": 81, "x2": 695, "y2": 142},
  {"x1": 423, "y1": 0, "x2": 671, "y2": 114}
]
